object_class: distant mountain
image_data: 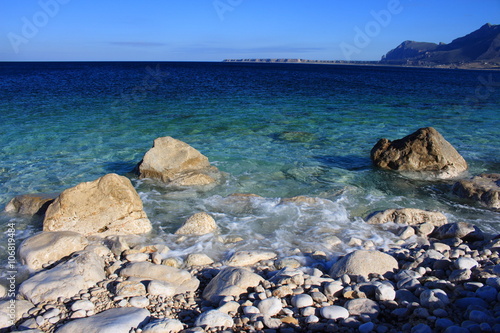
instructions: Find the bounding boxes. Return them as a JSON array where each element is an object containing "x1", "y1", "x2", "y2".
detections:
[{"x1": 381, "y1": 23, "x2": 500, "y2": 67}]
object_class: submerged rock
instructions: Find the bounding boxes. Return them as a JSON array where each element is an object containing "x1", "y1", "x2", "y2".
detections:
[
  {"x1": 4, "y1": 194, "x2": 55, "y2": 216},
  {"x1": 18, "y1": 231, "x2": 88, "y2": 272},
  {"x1": 136, "y1": 136, "x2": 221, "y2": 186},
  {"x1": 452, "y1": 173, "x2": 500, "y2": 210},
  {"x1": 329, "y1": 250, "x2": 398, "y2": 278},
  {"x1": 43, "y1": 173, "x2": 151, "y2": 236},
  {"x1": 370, "y1": 127, "x2": 467, "y2": 179}
]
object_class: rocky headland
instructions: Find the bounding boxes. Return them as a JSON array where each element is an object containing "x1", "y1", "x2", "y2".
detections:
[{"x1": 1, "y1": 128, "x2": 499, "y2": 333}]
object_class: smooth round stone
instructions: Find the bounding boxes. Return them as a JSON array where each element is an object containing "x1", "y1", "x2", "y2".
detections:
[
  {"x1": 475, "y1": 285, "x2": 497, "y2": 303},
  {"x1": 433, "y1": 308, "x2": 448, "y2": 317},
  {"x1": 324, "y1": 281, "x2": 344, "y2": 297},
  {"x1": 142, "y1": 318, "x2": 184, "y2": 333},
  {"x1": 469, "y1": 310, "x2": 494, "y2": 324},
  {"x1": 443, "y1": 326, "x2": 469, "y2": 333},
  {"x1": 420, "y1": 289, "x2": 449, "y2": 309},
  {"x1": 257, "y1": 297, "x2": 282, "y2": 317},
  {"x1": 129, "y1": 296, "x2": 149, "y2": 308},
  {"x1": 243, "y1": 306, "x2": 260, "y2": 315},
  {"x1": 305, "y1": 315, "x2": 319, "y2": 324},
  {"x1": 412, "y1": 323, "x2": 432, "y2": 333},
  {"x1": 375, "y1": 284, "x2": 396, "y2": 301},
  {"x1": 454, "y1": 297, "x2": 489, "y2": 310},
  {"x1": 71, "y1": 300, "x2": 95, "y2": 312},
  {"x1": 485, "y1": 277, "x2": 500, "y2": 290},
  {"x1": 455, "y1": 257, "x2": 479, "y2": 270},
  {"x1": 125, "y1": 253, "x2": 150, "y2": 262},
  {"x1": 194, "y1": 310, "x2": 234, "y2": 329},
  {"x1": 301, "y1": 306, "x2": 316, "y2": 317},
  {"x1": 359, "y1": 322, "x2": 375, "y2": 333},
  {"x1": 436, "y1": 318, "x2": 454, "y2": 330},
  {"x1": 291, "y1": 294, "x2": 313, "y2": 309},
  {"x1": 71, "y1": 310, "x2": 87, "y2": 318},
  {"x1": 320, "y1": 305, "x2": 349, "y2": 320}
]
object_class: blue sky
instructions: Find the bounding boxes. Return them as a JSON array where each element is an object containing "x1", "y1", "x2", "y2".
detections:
[{"x1": 1, "y1": 0, "x2": 499, "y2": 61}]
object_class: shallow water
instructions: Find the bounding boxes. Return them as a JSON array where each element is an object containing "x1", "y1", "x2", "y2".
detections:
[{"x1": 0, "y1": 62, "x2": 499, "y2": 273}]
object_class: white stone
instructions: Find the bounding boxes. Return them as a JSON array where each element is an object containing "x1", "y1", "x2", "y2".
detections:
[
  {"x1": 455, "y1": 257, "x2": 479, "y2": 270},
  {"x1": 194, "y1": 310, "x2": 233, "y2": 329},
  {"x1": 129, "y1": 296, "x2": 149, "y2": 308},
  {"x1": 329, "y1": 250, "x2": 398, "y2": 278},
  {"x1": 19, "y1": 251, "x2": 105, "y2": 304},
  {"x1": 18, "y1": 231, "x2": 88, "y2": 272},
  {"x1": 142, "y1": 318, "x2": 184, "y2": 333},
  {"x1": 375, "y1": 284, "x2": 396, "y2": 301},
  {"x1": 175, "y1": 212, "x2": 217, "y2": 236},
  {"x1": 185, "y1": 253, "x2": 214, "y2": 266},
  {"x1": 420, "y1": 289, "x2": 450, "y2": 309},
  {"x1": 257, "y1": 297, "x2": 282, "y2": 317},
  {"x1": 115, "y1": 281, "x2": 146, "y2": 297},
  {"x1": 320, "y1": 305, "x2": 349, "y2": 320},
  {"x1": 217, "y1": 301, "x2": 240, "y2": 314},
  {"x1": 119, "y1": 261, "x2": 199, "y2": 295},
  {"x1": 125, "y1": 253, "x2": 150, "y2": 262},
  {"x1": 147, "y1": 280, "x2": 176, "y2": 297},
  {"x1": 243, "y1": 306, "x2": 260, "y2": 314},
  {"x1": 0, "y1": 300, "x2": 34, "y2": 329},
  {"x1": 291, "y1": 294, "x2": 313, "y2": 309},
  {"x1": 305, "y1": 315, "x2": 319, "y2": 323},
  {"x1": 202, "y1": 267, "x2": 263, "y2": 303},
  {"x1": 226, "y1": 250, "x2": 277, "y2": 266},
  {"x1": 55, "y1": 307, "x2": 150, "y2": 333},
  {"x1": 324, "y1": 281, "x2": 344, "y2": 297}
]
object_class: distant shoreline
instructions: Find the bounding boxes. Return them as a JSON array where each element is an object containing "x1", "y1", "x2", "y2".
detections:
[{"x1": 222, "y1": 58, "x2": 500, "y2": 70}]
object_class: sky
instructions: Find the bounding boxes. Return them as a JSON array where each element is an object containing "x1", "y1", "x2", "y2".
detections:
[{"x1": 0, "y1": 0, "x2": 499, "y2": 61}]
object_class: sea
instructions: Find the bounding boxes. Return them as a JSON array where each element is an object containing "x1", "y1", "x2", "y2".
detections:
[{"x1": 0, "y1": 62, "x2": 499, "y2": 274}]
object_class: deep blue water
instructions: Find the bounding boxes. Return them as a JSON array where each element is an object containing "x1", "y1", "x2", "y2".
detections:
[{"x1": 0, "y1": 62, "x2": 499, "y2": 267}]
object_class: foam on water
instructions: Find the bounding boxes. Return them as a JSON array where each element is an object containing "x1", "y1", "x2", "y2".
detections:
[{"x1": 0, "y1": 62, "x2": 499, "y2": 277}]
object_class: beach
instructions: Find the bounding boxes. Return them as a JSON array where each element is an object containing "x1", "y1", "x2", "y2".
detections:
[{"x1": 0, "y1": 62, "x2": 499, "y2": 332}]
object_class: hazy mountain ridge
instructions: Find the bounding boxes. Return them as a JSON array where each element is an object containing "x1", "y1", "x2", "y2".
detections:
[{"x1": 381, "y1": 23, "x2": 500, "y2": 67}]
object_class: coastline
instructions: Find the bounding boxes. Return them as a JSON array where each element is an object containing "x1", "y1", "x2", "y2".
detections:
[{"x1": 222, "y1": 58, "x2": 500, "y2": 70}]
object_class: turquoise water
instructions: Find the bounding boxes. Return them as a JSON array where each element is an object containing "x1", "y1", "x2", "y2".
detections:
[{"x1": 0, "y1": 62, "x2": 499, "y2": 268}]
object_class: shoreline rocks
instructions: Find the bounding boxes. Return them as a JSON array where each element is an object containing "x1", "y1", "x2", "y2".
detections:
[
  {"x1": 2, "y1": 219, "x2": 499, "y2": 333},
  {"x1": 370, "y1": 127, "x2": 468, "y2": 179}
]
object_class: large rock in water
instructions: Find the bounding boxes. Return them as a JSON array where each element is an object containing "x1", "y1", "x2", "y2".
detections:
[
  {"x1": 136, "y1": 136, "x2": 221, "y2": 186},
  {"x1": 452, "y1": 173, "x2": 500, "y2": 210},
  {"x1": 329, "y1": 250, "x2": 398, "y2": 278},
  {"x1": 18, "y1": 231, "x2": 88, "y2": 272},
  {"x1": 43, "y1": 173, "x2": 151, "y2": 236},
  {"x1": 370, "y1": 127, "x2": 467, "y2": 179}
]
